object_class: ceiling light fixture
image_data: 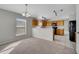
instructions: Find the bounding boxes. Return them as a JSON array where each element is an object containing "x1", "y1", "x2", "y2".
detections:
[
  {"x1": 53, "y1": 10, "x2": 57, "y2": 16},
  {"x1": 53, "y1": 9, "x2": 63, "y2": 16},
  {"x1": 22, "y1": 4, "x2": 31, "y2": 17}
]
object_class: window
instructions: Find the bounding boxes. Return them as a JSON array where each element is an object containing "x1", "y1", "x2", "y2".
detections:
[{"x1": 16, "y1": 18, "x2": 26, "y2": 36}]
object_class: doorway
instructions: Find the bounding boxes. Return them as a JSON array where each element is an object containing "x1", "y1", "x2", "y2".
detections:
[{"x1": 69, "y1": 21, "x2": 76, "y2": 42}]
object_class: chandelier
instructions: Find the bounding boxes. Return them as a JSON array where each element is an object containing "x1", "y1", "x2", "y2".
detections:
[{"x1": 22, "y1": 4, "x2": 31, "y2": 17}]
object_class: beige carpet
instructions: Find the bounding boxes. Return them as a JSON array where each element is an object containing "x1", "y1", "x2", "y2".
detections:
[
  {"x1": 10, "y1": 38, "x2": 75, "y2": 54},
  {"x1": 0, "y1": 44, "x2": 9, "y2": 51}
]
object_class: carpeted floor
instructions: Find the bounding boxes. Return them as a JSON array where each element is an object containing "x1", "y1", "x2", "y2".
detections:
[
  {"x1": 8, "y1": 38, "x2": 75, "y2": 54},
  {"x1": 0, "y1": 44, "x2": 9, "y2": 51}
]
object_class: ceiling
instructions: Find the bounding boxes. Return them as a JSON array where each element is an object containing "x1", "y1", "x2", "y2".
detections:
[{"x1": 0, "y1": 4, "x2": 76, "y2": 20}]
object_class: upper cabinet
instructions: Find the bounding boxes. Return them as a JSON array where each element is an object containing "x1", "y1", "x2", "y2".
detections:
[
  {"x1": 41, "y1": 20, "x2": 48, "y2": 27},
  {"x1": 47, "y1": 21, "x2": 52, "y2": 26},
  {"x1": 56, "y1": 20, "x2": 64, "y2": 26},
  {"x1": 32, "y1": 19, "x2": 38, "y2": 27},
  {"x1": 32, "y1": 19, "x2": 64, "y2": 28}
]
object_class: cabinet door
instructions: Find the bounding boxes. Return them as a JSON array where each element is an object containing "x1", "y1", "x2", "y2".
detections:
[
  {"x1": 56, "y1": 29, "x2": 64, "y2": 35},
  {"x1": 56, "y1": 29, "x2": 60, "y2": 35},
  {"x1": 57, "y1": 20, "x2": 64, "y2": 26},
  {"x1": 32, "y1": 19, "x2": 38, "y2": 27},
  {"x1": 42, "y1": 20, "x2": 47, "y2": 27},
  {"x1": 47, "y1": 21, "x2": 52, "y2": 26},
  {"x1": 60, "y1": 29, "x2": 64, "y2": 35}
]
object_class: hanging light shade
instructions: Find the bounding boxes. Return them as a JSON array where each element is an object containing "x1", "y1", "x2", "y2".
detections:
[
  {"x1": 22, "y1": 12, "x2": 26, "y2": 16},
  {"x1": 22, "y1": 12, "x2": 31, "y2": 17}
]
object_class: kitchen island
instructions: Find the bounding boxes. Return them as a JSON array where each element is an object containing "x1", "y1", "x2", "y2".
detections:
[{"x1": 32, "y1": 26, "x2": 53, "y2": 41}]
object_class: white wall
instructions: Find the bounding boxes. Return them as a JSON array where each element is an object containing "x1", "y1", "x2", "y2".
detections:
[
  {"x1": 64, "y1": 20, "x2": 73, "y2": 48},
  {"x1": 26, "y1": 17, "x2": 32, "y2": 38},
  {"x1": 76, "y1": 5, "x2": 79, "y2": 53},
  {"x1": 0, "y1": 9, "x2": 26, "y2": 45},
  {"x1": 0, "y1": 4, "x2": 26, "y2": 14}
]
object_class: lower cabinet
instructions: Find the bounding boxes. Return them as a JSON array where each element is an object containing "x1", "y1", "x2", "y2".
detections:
[{"x1": 32, "y1": 27, "x2": 53, "y2": 41}]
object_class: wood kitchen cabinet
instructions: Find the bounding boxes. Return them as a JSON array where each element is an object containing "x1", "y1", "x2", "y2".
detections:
[
  {"x1": 47, "y1": 21, "x2": 52, "y2": 26},
  {"x1": 56, "y1": 29, "x2": 64, "y2": 36},
  {"x1": 57, "y1": 20, "x2": 64, "y2": 26},
  {"x1": 52, "y1": 21, "x2": 57, "y2": 26},
  {"x1": 41, "y1": 20, "x2": 48, "y2": 27},
  {"x1": 32, "y1": 19, "x2": 38, "y2": 27},
  {"x1": 52, "y1": 20, "x2": 64, "y2": 36}
]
